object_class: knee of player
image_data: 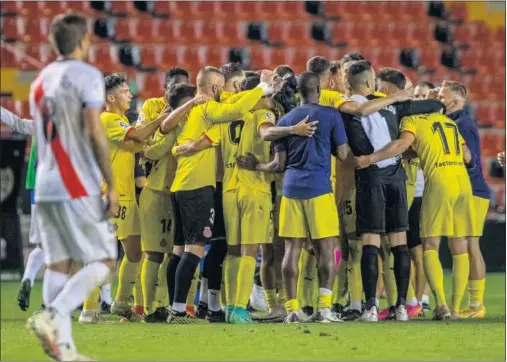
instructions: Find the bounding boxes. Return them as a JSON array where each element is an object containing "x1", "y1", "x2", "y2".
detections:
[
  {"x1": 144, "y1": 251, "x2": 164, "y2": 264},
  {"x1": 124, "y1": 249, "x2": 142, "y2": 263},
  {"x1": 172, "y1": 245, "x2": 185, "y2": 256},
  {"x1": 227, "y1": 244, "x2": 241, "y2": 257}
]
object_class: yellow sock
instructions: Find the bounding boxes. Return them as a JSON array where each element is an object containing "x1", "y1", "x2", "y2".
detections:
[
  {"x1": 133, "y1": 273, "x2": 143, "y2": 309},
  {"x1": 332, "y1": 275, "x2": 339, "y2": 304},
  {"x1": 451, "y1": 253, "x2": 469, "y2": 313},
  {"x1": 297, "y1": 249, "x2": 317, "y2": 308},
  {"x1": 337, "y1": 260, "x2": 348, "y2": 305},
  {"x1": 318, "y1": 288, "x2": 332, "y2": 309},
  {"x1": 155, "y1": 255, "x2": 169, "y2": 308},
  {"x1": 83, "y1": 287, "x2": 100, "y2": 311},
  {"x1": 285, "y1": 298, "x2": 300, "y2": 312},
  {"x1": 186, "y1": 266, "x2": 199, "y2": 308},
  {"x1": 235, "y1": 256, "x2": 257, "y2": 309},
  {"x1": 141, "y1": 259, "x2": 160, "y2": 315},
  {"x1": 383, "y1": 250, "x2": 397, "y2": 306},
  {"x1": 423, "y1": 250, "x2": 446, "y2": 307},
  {"x1": 349, "y1": 240, "x2": 363, "y2": 308},
  {"x1": 264, "y1": 289, "x2": 278, "y2": 310},
  {"x1": 468, "y1": 279, "x2": 486, "y2": 307},
  {"x1": 224, "y1": 255, "x2": 240, "y2": 306},
  {"x1": 115, "y1": 258, "x2": 141, "y2": 302}
]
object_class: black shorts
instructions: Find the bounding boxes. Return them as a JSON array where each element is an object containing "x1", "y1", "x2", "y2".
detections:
[
  {"x1": 407, "y1": 196, "x2": 422, "y2": 249},
  {"x1": 356, "y1": 180, "x2": 409, "y2": 236},
  {"x1": 174, "y1": 186, "x2": 215, "y2": 245},
  {"x1": 171, "y1": 192, "x2": 185, "y2": 246},
  {"x1": 212, "y1": 182, "x2": 226, "y2": 241}
]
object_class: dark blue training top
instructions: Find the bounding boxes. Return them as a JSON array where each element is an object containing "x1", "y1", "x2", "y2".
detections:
[
  {"x1": 448, "y1": 109, "x2": 490, "y2": 200},
  {"x1": 273, "y1": 103, "x2": 348, "y2": 199}
]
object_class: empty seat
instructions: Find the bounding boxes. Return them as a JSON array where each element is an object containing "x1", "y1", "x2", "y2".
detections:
[
  {"x1": 169, "y1": 1, "x2": 196, "y2": 20},
  {"x1": 65, "y1": 1, "x2": 95, "y2": 15},
  {"x1": 267, "y1": 22, "x2": 287, "y2": 45},
  {"x1": 133, "y1": 18, "x2": 159, "y2": 43},
  {"x1": 18, "y1": 1, "x2": 40, "y2": 16},
  {"x1": 156, "y1": 20, "x2": 176, "y2": 43},
  {"x1": 268, "y1": 48, "x2": 290, "y2": 69},
  {"x1": 1, "y1": 46, "x2": 17, "y2": 67},
  {"x1": 40, "y1": 1, "x2": 67, "y2": 17},
  {"x1": 140, "y1": 46, "x2": 158, "y2": 69},
  {"x1": 153, "y1": 1, "x2": 171, "y2": 16},
  {"x1": 284, "y1": 22, "x2": 313, "y2": 46},
  {"x1": 115, "y1": 18, "x2": 133, "y2": 42},
  {"x1": 194, "y1": 1, "x2": 227, "y2": 20},
  {"x1": 110, "y1": 1, "x2": 138, "y2": 17},
  {"x1": 159, "y1": 46, "x2": 180, "y2": 69},
  {"x1": 249, "y1": 47, "x2": 267, "y2": 69},
  {"x1": 1, "y1": 17, "x2": 20, "y2": 41},
  {"x1": 200, "y1": 21, "x2": 221, "y2": 45},
  {"x1": 218, "y1": 21, "x2": 245, "y2": 46},
  {"x1": 177, "y1": 21, "x2": 199, "y2": 44},
  {"x1": 203, "y1": 46, "x2": 226, "y2": 67},
  {"x1": 22, "y1": 17, "x2": 47, "y2": 42},
  {"x1": 235, "y1": 1, "x2": 264, "y2": 21},
  {"x1": 139, "y1": 72, "x2": 164, "y2": 99},
  {"x1": 1, "y1": 1, "x2": 18, "y2": 16},
  {"x1": 91, "y1": 45, "x2": 116, "y2": 73}
]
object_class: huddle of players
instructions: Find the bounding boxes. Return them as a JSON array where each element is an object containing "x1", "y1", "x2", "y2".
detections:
[{"x1": 86, "y1": 48, "x2": 491, "y2": 324}]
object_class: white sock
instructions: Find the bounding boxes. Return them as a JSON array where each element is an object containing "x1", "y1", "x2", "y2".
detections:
[
  {"x1": 43, "y1": 269, "x2": 69, "y2": 306},
  {"x1": 375, "y1": 298, "x2": 380, "y2": 309},
  {"x1": 350, "y1": 300, "x2": 362, "y2": 312},
  {"x1": 408, "y1": 297, "x2": 419, "y2": 306},
  {"x1": 22, "y1": 247, "x2": 45, "y2": 287},
  {"x1": 422, "y1": 294, "x2": 429, "y2": 305},
  {"x1": 51, "y1": 262, "x2": 109, "y2": 316},
  {"x1": 199, "y1": 278, "x2": 209, "y2": 304},
  {"x1": 208, "y1": 289, "x2": 221, "y2": 312},
  {"x1": 57, "y1": 315, "x2": 75, "y2": 351},
  {"x1": 100, "y1": 284, "x2": 112, "y2": 305},
  {"x1": 172, "y1": 302, "x2": 186, "y2": 313}
]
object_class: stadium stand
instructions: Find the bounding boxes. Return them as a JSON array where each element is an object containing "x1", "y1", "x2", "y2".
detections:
[{"x1": 0, "y1": 0, "x2": 505, "y2": 206}]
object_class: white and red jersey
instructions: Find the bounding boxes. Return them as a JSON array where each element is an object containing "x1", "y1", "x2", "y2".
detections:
[{"x1": 30, "y1": 59, "x2": 105, "y2": 202}]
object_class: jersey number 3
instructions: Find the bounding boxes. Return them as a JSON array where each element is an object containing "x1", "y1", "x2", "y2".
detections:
[{"x1": 431, "y1": 122, "x2": 460, "y2": 155}]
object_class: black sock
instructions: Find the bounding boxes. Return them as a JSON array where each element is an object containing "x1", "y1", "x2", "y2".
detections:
[
  {"x1": 173, "y1": 252, "x2": 201, "y2": 308},
  {"x1": 361, "y1": 245, "x2": 379, "y2": 310},
  {"x1": 391, "y1": 245, "x2": 410, "y2": 307},
  {"x1": 166, "y1": 254, "x2": 181, "y2": 306},
  {"x1": 206, "y1": 239, "x2": 228, "y2": 290}
]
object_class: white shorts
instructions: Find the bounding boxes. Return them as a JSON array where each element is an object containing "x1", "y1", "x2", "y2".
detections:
[
  {"x1": 29, "y1": 204, "x2": 41, "y2": 245},
  {"x1": 36, "y1": 196, "x2": 117, "y2": 265}
]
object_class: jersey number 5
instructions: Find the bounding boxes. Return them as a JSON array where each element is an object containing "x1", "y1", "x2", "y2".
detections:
[{"x1": 431, "y1": 122, "x2": 460, "y2": 155}]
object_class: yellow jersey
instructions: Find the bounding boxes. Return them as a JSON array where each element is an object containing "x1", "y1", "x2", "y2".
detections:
[
  {"x1": 171, "y1": 88, "x2": 264, "y2": 192},
  {"x1": 206, "y1": 109, "x2": 275, "y2": 194},
  {"x1": 400, "y1": 112, "x2": 468, "y2": 182},
  {"x1": 143, "y1": 130, "x2": 177, "y2": 194},
  {"x1": 101, "y1": 111, "x2": 141, "y2": 201},
  {"x1": 137, "y1": 97, "x2": 166, "y2": 126}
]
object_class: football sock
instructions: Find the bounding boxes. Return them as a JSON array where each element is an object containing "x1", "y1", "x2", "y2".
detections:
[
  {"x1": 43, "y1": 269, "x2": 69, "y2": 306},
  {"x1": 133, "y1": 272, "x2": 143, "y2": 311},
  {"x1": 141, "y1": 259, "x2": 160, "y2": 315},
  {"x1": 186, "y1": 266, "x2": 199, "y2": 308},
  {"x1": 235, "y1": 256, "x2": 257, "y2": 308},
  {"x1": 361, "y1": 245, "x2": 379, "y2": 310},
  {"x1": 100, "y1": 284, "x2": 112, "y2": 305},
  {"x1": 83, "y1": 287, "x2": 100, "y2": 311},
  {"x1": 318, "y1": 288, "x2": 332, "y2": 310},
  {"x1": 199, "y1": 277, "x2": 209, "y2": 304},
  {"x1": 52, "y1": 262, "x2": 109, "y2": 316},
  {"x1": 348, "y1": 239, "x2": 363, "y2": 310},
  {"x1": 383, "y1": 249, "x2": 397, "y2": 307},
  {"x1": 407, "y1": 283, "x2": 418, "y2": 306},
  {"x1": 155, "y1": 255, "x2": 169, "y2": 308},
  {"x1": 337, "y1": 260, "x2": 348, "y2": 305},
  {"x1": 422, "y1": 294, "x2": 429, "y2": 305},
  {"x1": 22, "y1": 246, "x2": 45, "y2": 287},
  {"x1": 57, "y1": 315, "x2": 75, "y2": 351},
  {"x1": 451, "y1": 253, "x2": 469, "y2": 313},
  {"x1": 392, "y1": 245, "x2": 410, "y2": 307},
  {"x1": 208, "y1": 289, "x2": 221, "y2": 312},
  {"x1": 166, "y1": 254, "x2": 181, "y2": 305},
  {"x1": 207, "y1": 238, "x2": 228, "y2": 291},
  {"x1": 172, "y1": 252, "x2": 200, "y2": 313},
  {"x1": 332, "y1": 275, "x2": 339, "y2": 304},
  {"x1": 264, "y1": 289, "x2": 278, "y2": 310},
  {"x1": 115, "y1": 258, "x2": 141, "y2": 302},
  {"x1": 468, "y1": 279, "x2": 486, "y2": 307},
  {"x1": 224, "y1": 255, "x2": 240, "y2": 306},
  {"x1": 285, "y1": 298, "x2": 300, "y2": 312},
  {"x1": 423, "y1": 250, "x2": 446, "y2": 307}
]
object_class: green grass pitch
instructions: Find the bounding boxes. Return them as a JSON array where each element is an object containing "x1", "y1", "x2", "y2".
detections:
[{"x1": 1, "y1": 273, "x2": 505, "y2": 361}]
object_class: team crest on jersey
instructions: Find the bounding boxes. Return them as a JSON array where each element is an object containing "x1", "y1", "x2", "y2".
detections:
[
  {"x1": 265, "y1": 111, "x2": 274, "y2": 123},
  {"x1": 203, "y1": 227, "x2": 212, "y2": 238},
  {"x1": 119, "y1": 121, "x2": 129, "y2": 129},
  {"x1": 160, "y1": 238, "x2": 168, "y2": 247}
]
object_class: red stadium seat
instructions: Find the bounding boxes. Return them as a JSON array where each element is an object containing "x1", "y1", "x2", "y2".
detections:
[
  {"x1": 279, "y1": 1, "x2": 312, "y2": 20},
  {"x1": 181, "y1": 46, "x2": 203, "y2": 70},
  {"x1": 347, "y1": 22, "x2": 374, "y2": 47},
  {"x1": 249, "y1": 47, "x2": 267, "y2": 69},
  {"x1": 159, "y1": 46, "x2": 180, "y2": 70},
  {"x1": 18, "y1": 1, "x2": 40, "y2": 17},
  {"x1": 448, "y1": 2, "x2": 468, "y2": 21},
  {"x1": 267, "y1": 22, "x2": 287, "y2": 45},
  {"x1": 495, "y1": 26, "x2": 506, "y2": 44},
  {"x1": 202, "y1": 46, "x2": 226, "y2": 67},
  {"x1": 1, "y1": 17, "x2": 20, "y2": 40},
  {"x1": 257, "y1": 1, "x2": 284, "y2": 21},
  {"x1": 22, "y1": 17, "x2": 47, "y2": 42},
  {"x1": 177, "y1": 21, "x2": 199, "y2": 45},
  {"x1": 218, "y1": 21, "x2": 245, "y2": 46},
  {"x1": 91, "y1": 45, "x2": 116, "y2": 73},
  {"x1": 40, "y1": 1, "x2": 67, "y2": 17},
  {"x1": 284, "y1": 22, "x2": 313, "y2": 46},
  {"x1": 110, "y1": 1, "x2": 138, "y2": 17},
  {"x1": 133, "y1": 18, "x2": 159, "y2": 43},
  {"x1": 400, "y1": 1, "x2": 427, "y2": 22},
  {"x1": 235, "y1": 2, "x2": 264, "y2": 21},
  {"x1": 115, "y1": 18, "x2": 133, "y2": 42},
  {"x1": 194, "y1": 1, "x2": 227, "y2": 20},
  {"x1": 141, "y1": 46, "x2": 158, "y2": 69},
  {"x1": 65, "y1": 1, "x2": 95, "y2": 16},
  {"x1": 19, "y1": 43, "x2": 42, "y2": 71},
  {"x1": 1, "y1": 1, "x2": 18, "y2": 16},
  {"x1": 268, "y1": 48, "x2": 290, "y2": 69},
  {"x1": 156, "y1": 20, "x2": 176, "y2": 43},
  {"x1": 493, "y1": 103, "x2": 506, "y2": 129},
  {"x1": 140, "y1": 72, "x2": 164, "y2": 99},
  {"x1": 1, "y1": 46, "x2": 17, "y2": 67},
  {"x1": 170, "y1": 1, "x2": 196, "y2": 20},
  {"x1": 200, "y1": 21, "x2": 220, "y2": 45},
  {"x1": 376, "y1": 48, "x2": 399, "y2": 69},
  {"x1": 453, "y1": 24, "x2": 474, "y2": 44},
  {"x1": 371, "y1": 23, "x2": 393, "y2": 47},
  {"x1": 153, "y1": 1, "x2": 171, "y2": 16}
]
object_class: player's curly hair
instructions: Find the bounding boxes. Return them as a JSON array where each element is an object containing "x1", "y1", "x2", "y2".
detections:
[
  {"x1": 165, "y1": 84, "x2": 197, "y2": 110},
  {"x1": 104, "y1": 72, "x2": 127, "y2": 93},
  {"x1": 272, "y1": 75, "x2": 298, "y2": 119},
  {"x1": 164, "y1": 67, "x2": 189, "y2": 88},
  {"x1": 240, "y1": 75, "x2": 261, "y2": 91}
]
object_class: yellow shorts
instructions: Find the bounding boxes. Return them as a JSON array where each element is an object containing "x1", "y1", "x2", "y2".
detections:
[
  {"x1": 406, "y1": 182, "x2": 416, "y2": 209},
  {"x1": 471, "y1": 196, "x2": 490, "y2": 237},
  {"x1": 420, "y1": 176, "x2": 475, "y2": 238},
  {"x1": 223, "y1": 187, "x2": 273, "y2": 246},
  {"x1": 279, "y1": 193, "x2": 339, "y2": 239},
  {"x1": 339, "y1": 187, "x2": 356, "y2": 236},
  {"x1": 139, "y1": 188, "x2": 173, "y2": 253},
  {"x1": 113, "y1": 200, "x2": 141, "y2": 240}
]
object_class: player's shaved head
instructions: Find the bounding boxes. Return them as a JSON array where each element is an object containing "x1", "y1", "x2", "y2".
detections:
[
  {"x1": 50, "y1": 14, "x2": 88, "y2": 59},
  {"x1": 347, "y1": 60, "x2": 375, "y2": 94},
  {"x1": 297, "y1": 71, "x2": 320, "y2": 102},
  {"x1": 221, "y1": 62, "x2": 245, "y2": 93},
  {"x1": 197, "y1": 66, "x2": 224, "y2": 101},
  {"x1": 165, "y1": 84, "x2": 197, "y2": 109},
  {"x1": 274, "y1": 65, "x2": 295, "y2": 78}
]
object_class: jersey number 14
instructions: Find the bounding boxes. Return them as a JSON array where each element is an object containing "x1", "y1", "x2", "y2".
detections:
[{"x1": 432, "y1": 122, "x2": 461, "y2": 155}]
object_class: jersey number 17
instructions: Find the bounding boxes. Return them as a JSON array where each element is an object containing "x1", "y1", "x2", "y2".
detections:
[{"x1": 432, "y1": 122, "x2": 460, "y2": 155}]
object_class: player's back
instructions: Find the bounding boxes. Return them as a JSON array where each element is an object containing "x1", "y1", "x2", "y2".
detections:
[
  {"x1": 30, "y1": 60, "x2": 104, "y2": 202},
  {"x1": 400, "y1": 112, "x2": 469, "y2": 183}
]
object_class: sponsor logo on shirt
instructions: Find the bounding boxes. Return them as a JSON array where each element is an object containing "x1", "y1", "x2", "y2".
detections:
[{"x1": 119, "y1": 121, "x2": 129, "y2": 129}]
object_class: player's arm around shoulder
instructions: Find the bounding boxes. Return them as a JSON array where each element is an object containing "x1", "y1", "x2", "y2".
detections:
[
  {"x1": 172, "y1": 123, "x2": 221, "y2": 158},
  {"x1": 144, "y1": 130, "x2": 176, "y2": 161},
  {"x1": 331, "y1": 110, "x2": 349, "y2": 161}
]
